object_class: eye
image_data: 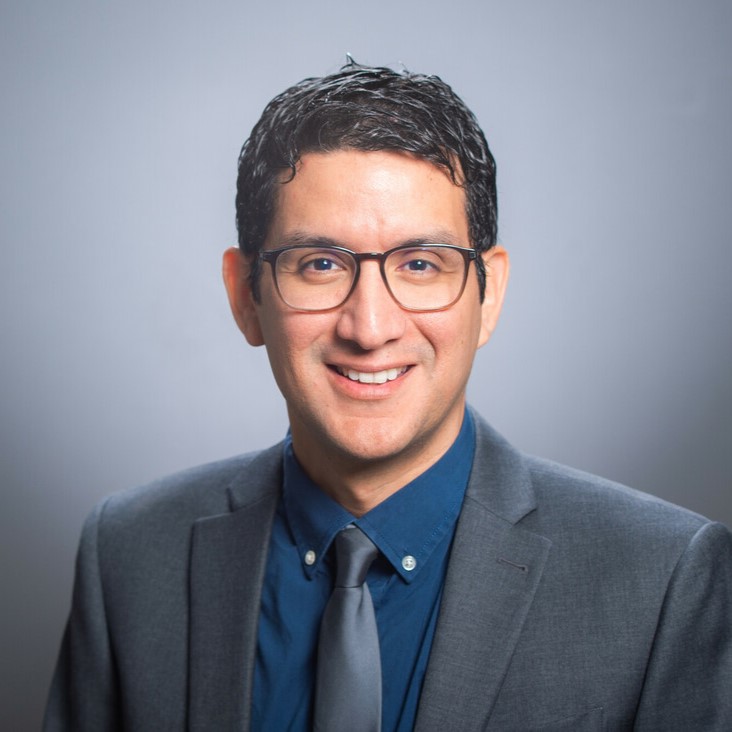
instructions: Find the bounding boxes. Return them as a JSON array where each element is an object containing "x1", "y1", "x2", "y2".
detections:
[
  {"x1": 392, "y1": 249, "x2": 443, "y2": 277},
  {"x1": 299, "y1": 254, "x2": 344, "y2": 272},
  {"x1": 279, "y1": 247, "x2": 353, "y2": 284},
  {"x1": 302, "y1": 257, "x2": 335, "y2": 272},
  {"x1": 403, "y1": 258, "x2": 438, "y2": 272}
]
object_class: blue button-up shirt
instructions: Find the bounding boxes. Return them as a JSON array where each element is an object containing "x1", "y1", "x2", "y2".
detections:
[{"x1": 252, "y1": 410, "x2": 475, "y2": 731}]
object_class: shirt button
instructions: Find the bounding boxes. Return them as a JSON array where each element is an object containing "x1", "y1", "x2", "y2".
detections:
[
  {"x1": 304, "y1": 550, "x2": 316, "y2": 566},
  {"x1": 402, "y1": 555, "x2": 417, "y2": 571}
]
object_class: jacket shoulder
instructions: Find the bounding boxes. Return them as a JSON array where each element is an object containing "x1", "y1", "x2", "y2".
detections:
[
  {"x1": 524, "y1": 453, "x2": 711, "y2": 538},
  {"x1": 468, "y1": 408, "x2": 724, "y2": 556},
  {"x1": 86, "y1": 443, "x2": 283, "y2": 548}
]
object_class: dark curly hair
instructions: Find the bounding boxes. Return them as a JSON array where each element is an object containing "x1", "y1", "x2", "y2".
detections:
[{"x1": 236, "y1": 60, "x2": 498, "y2": 300}]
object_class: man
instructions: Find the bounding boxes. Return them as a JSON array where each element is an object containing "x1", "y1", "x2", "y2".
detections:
[{"x1": 45, "y1": 62, "x2": 731, "y2": 731}]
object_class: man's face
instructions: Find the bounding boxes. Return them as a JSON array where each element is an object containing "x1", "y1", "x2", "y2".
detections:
[{"x1": 225, "y1": 149, "x2": 508, "y2": 490}]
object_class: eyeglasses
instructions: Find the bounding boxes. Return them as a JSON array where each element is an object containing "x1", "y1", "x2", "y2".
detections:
[{"x1": 259, "y1": 243, "x2": 478, "y2": 313}]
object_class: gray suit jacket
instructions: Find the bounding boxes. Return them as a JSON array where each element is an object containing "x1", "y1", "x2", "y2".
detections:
[{"x1": 44, "y1": 412, "x2": 732, "y2": 730}]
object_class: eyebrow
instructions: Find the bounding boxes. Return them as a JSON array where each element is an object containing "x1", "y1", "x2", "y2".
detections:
[{"x1": 275, "y1": 230, "x2": 467, "y2": 249}]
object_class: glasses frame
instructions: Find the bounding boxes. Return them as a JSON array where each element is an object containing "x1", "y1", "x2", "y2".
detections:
[{"x1": 259, "y1": 243, "x2": 478, "y2": 313}]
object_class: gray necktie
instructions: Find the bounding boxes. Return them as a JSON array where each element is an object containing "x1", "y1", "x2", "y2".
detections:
[{"x1": 314, "y1": 525, "x2": 382, "y2": 732}]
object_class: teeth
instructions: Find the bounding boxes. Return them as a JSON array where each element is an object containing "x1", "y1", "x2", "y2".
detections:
[{"x1": 338, "y1": 367, "x2": 404, "y2": 384}]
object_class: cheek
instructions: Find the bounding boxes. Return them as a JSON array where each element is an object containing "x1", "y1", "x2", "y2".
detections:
[
  {"x1": 259, "y1": 311, "x2": 331, "y2": 372},
  {"x1": 417, "y1": 305, "x2": 483, "y2": 354}
]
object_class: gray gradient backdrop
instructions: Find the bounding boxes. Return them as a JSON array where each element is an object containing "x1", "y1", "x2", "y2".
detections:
[{"x1": 2, "y1": 1, "x2": 731, "y2": 728}]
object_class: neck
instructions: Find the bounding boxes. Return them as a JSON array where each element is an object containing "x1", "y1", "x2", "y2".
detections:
[
  {"x1": 295, "y1": 459, "x2": 420, "y2": 517},
  {"x1": 289, "y1": 415, "x2": 463, "y2": 517}
]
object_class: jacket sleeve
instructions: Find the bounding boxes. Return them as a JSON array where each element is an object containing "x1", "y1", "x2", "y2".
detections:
[
  {"x1": 634, "y1": 520, "x2": 732, "y2": 729},
  {"x1": 43, "y1": 499, "x2": 121, "y2": 731}
]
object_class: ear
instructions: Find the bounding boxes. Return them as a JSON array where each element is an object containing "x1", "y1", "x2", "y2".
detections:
[
  {"x1": 222, "y1": 247, "x2": 265, "y2": 346},
  {"x1": 477, "y1": 245, "x2": 510, "y2": 348}
]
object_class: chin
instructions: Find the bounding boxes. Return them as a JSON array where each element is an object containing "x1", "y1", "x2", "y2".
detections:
[{"x1": 323, "y1": 416, "x2": 433, "y2": 465}]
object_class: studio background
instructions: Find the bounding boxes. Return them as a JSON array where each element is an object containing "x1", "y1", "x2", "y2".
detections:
[{"x1": 2, "y1": 1, "x2": 730, "y2": 728}]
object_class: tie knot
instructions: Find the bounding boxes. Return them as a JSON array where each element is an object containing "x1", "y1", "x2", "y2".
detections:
[{"x1": 334, "y1": 526, "x2": 379, "y2": 588}]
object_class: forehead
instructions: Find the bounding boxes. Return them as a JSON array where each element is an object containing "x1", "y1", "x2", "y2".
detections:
[{"x1": 267, "y1": 149, "x2": 469, "y2": 248}]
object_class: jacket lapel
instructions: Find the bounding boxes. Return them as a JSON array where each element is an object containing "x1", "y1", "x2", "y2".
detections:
[
  {"x1": 415, "y1": 414, "x2": 552, "y2": 731},
  {"x1": 188, "y1": 446, "x2": 281, "y2": 731}
]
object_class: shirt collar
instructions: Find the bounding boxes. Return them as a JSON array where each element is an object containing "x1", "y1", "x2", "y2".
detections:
[{"x1": 282, "y1": 409, "x2": 475, "y2": 583}]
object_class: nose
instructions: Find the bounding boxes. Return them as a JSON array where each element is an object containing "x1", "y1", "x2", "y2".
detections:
[{"x1": 335, "y1": 261, "x2": 407, "y2": 350}]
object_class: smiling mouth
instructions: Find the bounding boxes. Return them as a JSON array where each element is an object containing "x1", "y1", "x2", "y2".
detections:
[{"x1": 333, "y1": 365, "x2": 409, "y2": 384}]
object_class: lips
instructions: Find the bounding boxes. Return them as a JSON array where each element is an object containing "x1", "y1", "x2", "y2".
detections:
[{"x1": 334, "y1": 365, "x2": 408, "y2": 384}]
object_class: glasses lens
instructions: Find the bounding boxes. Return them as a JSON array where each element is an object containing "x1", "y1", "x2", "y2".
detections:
[
  {"x1": 385, "y1": 246, "x2": 468, "y2": 311},
  {"x1": 274, "y1": 247, "x2": 356, "y2": 311}
]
